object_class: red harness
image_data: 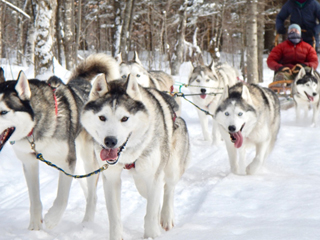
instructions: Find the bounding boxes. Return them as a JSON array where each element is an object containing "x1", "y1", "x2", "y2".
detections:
[{"x1": 124, "y1": 162, "x2": 135, "y2": 170}]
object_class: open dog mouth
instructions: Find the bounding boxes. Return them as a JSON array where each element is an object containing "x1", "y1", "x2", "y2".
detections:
[
  {"x1": 0, "y1": 127, "x2": 15, "y2": 151},
  {"x1": 200, "y1": 94, "x2": 206, "y2": 99},
  {"x1": 229, "y1": 124, "x2": 245, "y2": 149},
  {"x1": 304, "y1": 91, "x2": 314, "y2": 102},
  {"x1": 100, "y1": 134, "x2": 131, "y2": 165}
]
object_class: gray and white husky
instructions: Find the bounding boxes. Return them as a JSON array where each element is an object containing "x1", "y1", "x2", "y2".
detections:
[
  {"x1": 292, "y1": 67, "x2": 320, "y2": 126},
  {"x1": 188, "y1": 61, "x2": 238, "y2": 144},
  {"x1": 0, "y1": 54, "x2": 120, "y2": 230},
  {"x1": 80, "y1": 70, "x2": 190, "y2": 239},
  {"x1": 117, "y1": 51, "x2": 174, "y2": 91},
  {"x1": 215, "y1": 82, "x2": 280, "y2": 175}
]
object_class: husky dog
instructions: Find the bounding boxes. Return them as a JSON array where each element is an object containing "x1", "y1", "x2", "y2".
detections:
[
  {"x1": 117, "y1": 51, "x2": 181, "y2": 116},
  {"x1": 215, "y1": 82, "x2": 280, "y2": 175},
  {"x1": 117, "y1": 51, "x2": 174, "y2": 91},
  {"x1": 0, "y1": 54, "x2": 120, "y2": 230},
  {"x1": 188, "y1": 61, "x2": 238, "y2": 143},
  {"x1": 292, "y1": 67, "x2": 320, "y2": 126},
  {"x1": 80, "y1": 72, "x2": 190, "y2": 239}
]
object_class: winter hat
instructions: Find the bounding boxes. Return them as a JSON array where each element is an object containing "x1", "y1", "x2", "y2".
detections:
[{"x1": 288, "y1": 24, "x2": 301, "y2": 34}]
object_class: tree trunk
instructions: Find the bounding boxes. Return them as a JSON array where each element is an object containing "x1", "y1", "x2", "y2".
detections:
[
  {"x1": 246, "y1": 0, "x2": 259, "y2": 83},
  {"x1": 55, "y1": 0, "x2": 63, "y2": 64},
  {"x1": 75, "y1": 0, "x2": 82, "y2": 64},
  {"x1": 0, "y1": 2, "x2": 3, "y2": 58},
  {"x1": 26, "y1": 0, "x2": 36, "y2": 66},
  {"x1": 257, "y1": 1, "x2": 264, "y2": 83},
  {"x1": 120, "y1": 0, "x2": 133, "y2": 61},
  {"x1": 64, "y1": 0, "x2": 74, "y2": 70},
  {"x1": 171, "y1": 0, "x2": 187, "y2": 76},
  {"x1": 34, "y1": 0, "x2": 57, "y2": 78},
  {"x1": 112, "y1": 0, "x2": 122, "y2": 57}
]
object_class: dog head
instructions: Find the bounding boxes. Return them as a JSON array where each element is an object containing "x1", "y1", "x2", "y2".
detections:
[
  {"x1": 0, "y1": 71, "x2": 34, "y2": 151},
  {"x1": 81, "y1": 74, "x2": 148, "y2": 165},
  {"x1": 294, "y1": 68, "x2": 319, "y2": 102},
  {"x1": 188, "y1": 60, "x2": 221, "y2": 101},
  {"x1": 215, "y1": 83, "x2": 256, "y2": 148},
  {"x1": 118, "y1": 51, "x2": 151, "y2": 88}
]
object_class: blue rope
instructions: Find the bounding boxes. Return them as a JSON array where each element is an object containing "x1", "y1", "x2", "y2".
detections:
[{"x1": 36, "y1": 153, "x2": 108, "y2": 178}]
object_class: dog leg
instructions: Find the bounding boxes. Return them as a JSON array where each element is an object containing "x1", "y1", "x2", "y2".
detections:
[
  {"x1": 211, "y1": 118, "x2": 223, "y2": 145},
  {"x1": 76, "y1": 132, "x2": 99, "y2": 223},
  {"x1": 20, "y1": 155, "x2": 43, "y2": 230},
  {"x1": 44, "y1": 171, "x2": 73, "y2": 229},
  {"x1": 102, "y1": 166, "x2": 123, "y2": 240},
  {"x1": 144, "y1": 172, "x2": 164, "y2": 239},
  {"x1": 160, "y1": 183, "x2": 175, "y2": 231},
  {"x1": 311, "y1": 104, "x2": 319, "y2": 127},
  {"x1": 197, "y1": 109, "x2": 211, "y2": 141},
  {"x1": 224, "y1": 140, "x2": 240, "y2": 174},
  {"x1": 246, "y1": 141, "x2": 269, "y2": 175}
]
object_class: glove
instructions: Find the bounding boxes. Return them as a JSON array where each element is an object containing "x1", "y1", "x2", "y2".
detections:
[
  {"x1": 292, "y1": 63, "x2": 306, "y2": 74},
  {"x1": 277, "y1": 26, "x2": 286, "y2": 35},
  {"x1": 278, "y1": 66, "x2": 291, "y2": 74}
]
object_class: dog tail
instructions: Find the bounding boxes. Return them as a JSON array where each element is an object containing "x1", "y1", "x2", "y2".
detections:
[{"x1": 68, "y1": 53, "x2": 120, "y2": 83}]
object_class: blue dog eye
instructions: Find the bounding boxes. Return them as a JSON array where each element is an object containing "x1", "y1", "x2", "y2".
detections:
[
  {"x1": 0, "y1": 111, "x2": 8, "y2": 115},
  {"x1": 238, "y1": 112, "x2": 243, "y2": 116},
  {"x1": 225, "y1": 112, "x2": 229, "y2": 116}
]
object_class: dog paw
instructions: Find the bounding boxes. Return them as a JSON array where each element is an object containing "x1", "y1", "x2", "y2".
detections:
[
  {"x1": 28, "y1": 219, "x2": 43, "y2": 231},
  {"x1": 160, "y1": 209, "x2": 174, "y2": 231},
  {"x1": 246, "y1": 162, "x2": 260, "y2": 175},
  {"x1": 144, "y1": 224, "x2": 161, "y2": 239},
  {"x1": 44, "y1": 208, "x2": 62, "y2": 229},
  {"x1": 161, "y1": 220, "x2": 174, "y2": 231}
]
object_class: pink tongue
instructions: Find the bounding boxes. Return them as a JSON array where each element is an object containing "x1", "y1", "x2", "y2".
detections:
[
  {"x1": 231, "y1": 131, "x2": 243, "y2": 148},
  {"x1": 100, "y1": 148, "x2": 119, "y2": 161},
  {"x1": 307, "y1": 95, "x2": 314, "y2": 102},
  {"x1": 200, "y1": 94, "x2": 206, "y2": 99}
]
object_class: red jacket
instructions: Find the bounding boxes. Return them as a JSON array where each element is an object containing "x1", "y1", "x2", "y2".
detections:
[{"x1": 267, "y1": 40, "x2": 318, "y2": 71}]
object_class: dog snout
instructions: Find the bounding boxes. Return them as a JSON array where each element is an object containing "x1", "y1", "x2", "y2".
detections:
[
  {"x1": 104, "y1": 136, "x2": 117, "y2": 148},
  {"x1": 201, "y1": 88, "x2": 206, "y2": 94},
  {"x1": 313, "y1": 92, "x2": 317, "y2": 96},
  {"x1": 228, "y1": 125, "x2": 236, "y2": 132}
]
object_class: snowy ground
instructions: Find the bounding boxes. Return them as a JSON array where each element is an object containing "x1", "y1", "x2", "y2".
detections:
[{"x1": 0, "y1": 58, "x2": 319, "y2": 240}]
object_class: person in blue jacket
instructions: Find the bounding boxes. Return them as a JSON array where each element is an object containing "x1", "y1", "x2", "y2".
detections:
[{"x1": 276, "y1": 0, "x2": 320, "y2": 49}]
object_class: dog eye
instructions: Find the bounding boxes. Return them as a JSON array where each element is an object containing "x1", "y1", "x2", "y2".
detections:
[
  {"x1": 121, "y1": 116, "x2": 129, "y2": 122},
  {"x1": 122, "y1": 75, "x2": 126, "y2": 79},
  {"x1": 136, "y1": 74, "x2": 140, "y2": 78},
  {"x1": 225, "y1": 112, "x2": 229, "y2": 116},
  {"x1": 0, "y1": 110, "x2": 8, "y2": 115},
  {"x1": 196, "y1": 79, "x2": 200, "y2": 83},
  {"x1": 99, "y1": 116, "x2": 106, "y2": 122},
  {"x1": 238, "y1": 112, "x2": 243, "y2": 116},
  {"x1": 206, "y1": 79, "x2": 210, "y2": 82}
]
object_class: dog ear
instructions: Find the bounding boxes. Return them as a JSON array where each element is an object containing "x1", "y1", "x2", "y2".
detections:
[
  {"x1": 0, "y1": 67, "x2": 5, "y2": 83},
  {"x1": 89, "y1": 74, "x2": 108, "y2": 101},
  {"x1": 133, "y1": 51, "x2": 142, "y2": 66},
  {"x1": 220, "y1": 84, "x2": 229, "y2": 102},
  {"x1": 241, "y1": 84, "x2": 253, "y2": 105},
  {"x1": 295, "y1": 67, "x2": 306, "y2": 81},
  {"x1": 208, "y1": 59, "x2": 218, "y2": 76},
  {"x1": 126, "y1": 74, "x2": 142, "y2": 101},
  {"x1": 15, "y1": 71, "x2": 31, "y2": 100},
  {"x1": 115, "y1": 53, "x2": 122, "y2": 64}
]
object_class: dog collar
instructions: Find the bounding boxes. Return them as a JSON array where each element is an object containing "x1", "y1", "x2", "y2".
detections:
[{"x1": 124, "y1": 162, "x2": 135, "y2": 170}]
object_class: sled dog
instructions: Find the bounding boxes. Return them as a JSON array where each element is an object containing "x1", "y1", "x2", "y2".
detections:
[
  {"x1": 0, "y1": 54, "x2": 120, "y2": 230},
  {"x1": 215, "y1": 82, "x2": 280, "y2": 175},
  {"x1": 188, "y1": 61, "x2": 238, "y2": 143},
  {"x1": 80, "y1": 72, "x2": 190, "y2": 239},
  {"x1": 292, "y1": 67, "x2": 320, "y2": 126},
  {"x1": 117, "y1": 51, "x2": 174, "y2": 91}
]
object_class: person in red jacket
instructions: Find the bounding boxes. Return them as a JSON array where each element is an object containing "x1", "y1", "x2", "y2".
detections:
[{"x1": 267, "y1": 24, "x2": 318, "y2": 82}]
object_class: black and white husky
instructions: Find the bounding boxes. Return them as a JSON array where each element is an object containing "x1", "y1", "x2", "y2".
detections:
[
  {"x1": 215, "y1": 82, "x2": 280, "y2": 175},
  {"x1": 0, "y1": 54, "x2": 120, "y2": 230},
  {"x1": 292, "y1": 67, "x2": 320, "y2": 126},
  {"x1": 80, "y1": 67, "x2": 190, "y2": 239}
]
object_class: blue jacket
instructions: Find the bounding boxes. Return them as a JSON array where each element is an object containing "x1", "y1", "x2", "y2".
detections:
[{"x1": 276, "y1": 0, "x2": 320, "y2": 43}]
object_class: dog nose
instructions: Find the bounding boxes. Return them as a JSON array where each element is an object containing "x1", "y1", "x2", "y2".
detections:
[
  {"x1": 201, "y1": 88, "x2": 206, "y2": 94},
  {"x1": 313, "y1": 92, "x2": 317, "y2": 96},
  {"x1": 228, "y1": 125, "x2": 236, "y2": 132},
  {"x1": 104, "y1": 136, "x2": 117, "y2": 148}
]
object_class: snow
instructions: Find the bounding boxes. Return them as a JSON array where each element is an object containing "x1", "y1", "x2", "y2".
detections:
[{"x1": 0, "y1": 57, "x2": 320, "y2": 240}]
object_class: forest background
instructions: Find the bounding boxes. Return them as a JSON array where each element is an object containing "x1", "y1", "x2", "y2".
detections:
[{"x1": 0, "y1": 0, "x2": 293, "y2": 82}]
